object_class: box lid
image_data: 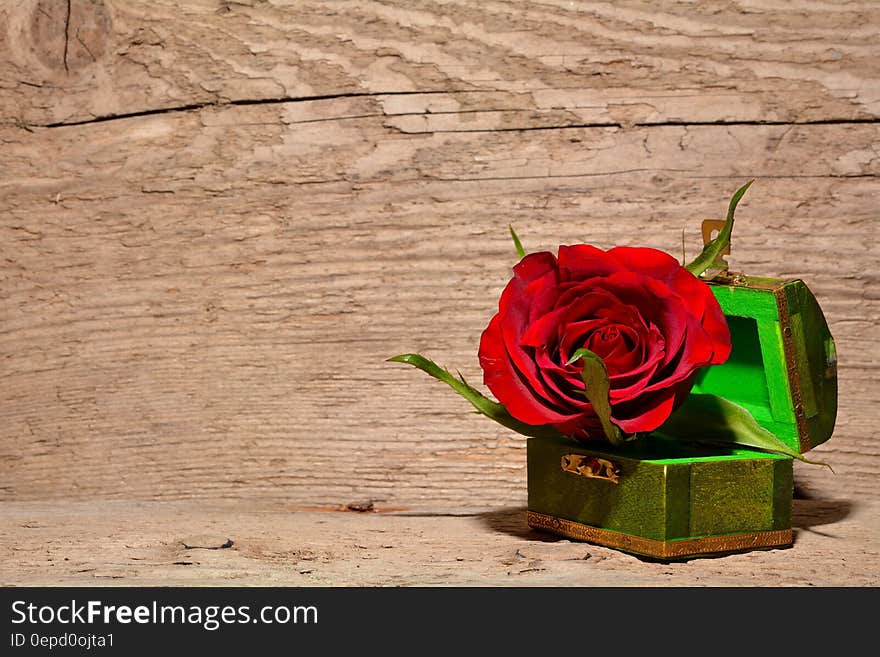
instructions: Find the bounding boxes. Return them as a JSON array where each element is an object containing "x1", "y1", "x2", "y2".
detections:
[{"x1": 690, "y1": 275, "x2": 837, "y2": 453}]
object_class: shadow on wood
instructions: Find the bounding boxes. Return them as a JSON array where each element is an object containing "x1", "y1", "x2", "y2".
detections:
[
  {"x1": 479, "y1": 498, "x2": 857, "y2": 558},
  {"x1": 477, "y1": 506, "x2": 558, "y2": 542},
  {"x1": 792, "y1": 498, "x2": 855, "y2": 541}
]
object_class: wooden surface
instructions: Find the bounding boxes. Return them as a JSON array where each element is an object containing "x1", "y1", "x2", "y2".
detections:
[
  {"x1": 1, "y1": 499, "x2": 877, "y2": 586},
  {"x1": 1, "y1": 1, "x2": 878, "y2": 530}
]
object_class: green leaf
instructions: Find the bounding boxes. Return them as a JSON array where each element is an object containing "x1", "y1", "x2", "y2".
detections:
[
  {"x1": 656, "y1": 393, "x2": 832, "y2": 468},
  {"x1": 565, "y1": 348, "x2": 624, "y2": 445},
  {"x1": 685, "y1": 179, "x2": 754, "y2": 277},
  {"x1": 387, "y1": 353, "x2": 562, "y2": 439},
  {"x1": 509, "y1": 225, "x2": 526, "y2": 260}
]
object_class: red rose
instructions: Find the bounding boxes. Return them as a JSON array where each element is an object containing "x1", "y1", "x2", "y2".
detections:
[{"x1": 478, "y1": 245, "x2": 731, "y2": 439}]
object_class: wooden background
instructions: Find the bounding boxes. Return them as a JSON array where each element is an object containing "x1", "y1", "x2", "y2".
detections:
[{"x1": 1, "y1": 0, "x2": 878, "y2": 533}]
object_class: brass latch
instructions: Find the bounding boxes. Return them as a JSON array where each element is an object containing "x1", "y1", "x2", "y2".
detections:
[
  {"x1": 700, "y1": 219, "x2": 753, "y2": 283},
  {"x1": 701, "y1": 219, "x2": 731, "y2": 272},
  {"x1": 561, "y1": 454, "x2": 621, "y2": 484}
]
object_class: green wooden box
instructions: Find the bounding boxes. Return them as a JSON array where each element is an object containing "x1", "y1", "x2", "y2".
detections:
[{"x1": 527, "y1": 275, "x2": 837, "y2": 559}]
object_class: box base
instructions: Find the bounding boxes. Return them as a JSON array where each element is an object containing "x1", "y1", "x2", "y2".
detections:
[{"x1": 527, "y1": 511, "x2": 793, "y2": 560}]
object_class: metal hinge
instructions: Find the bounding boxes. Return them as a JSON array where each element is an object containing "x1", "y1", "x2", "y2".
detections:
[{"x1": 561, "y1": 454, "x2": 621, "y2": 484}]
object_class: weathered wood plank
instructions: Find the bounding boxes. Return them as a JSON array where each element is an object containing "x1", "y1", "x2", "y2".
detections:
[
  {"x1": 1, "y1": 1, "x2": 877, "y2": 510},
  {"x1": 0, "y1": 102, "x2": 876, "y2": 507},
  {"x1": 0, "y1": 501, "x2": 876, "y2": 586},
  {"x1": 1, "y1": 1, "x2": 878, "y2": 127}
]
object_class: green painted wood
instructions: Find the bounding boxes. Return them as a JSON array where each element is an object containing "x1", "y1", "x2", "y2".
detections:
[
  {"x1": 772, "y1": 458, "x2": 794, "y2": 531},
  {"x1": 689, "y1": 458, "x2": 777, "y2": 536},
  {"x1": 526, "y1": 276, "x2": 829, "y2": 557},
  {"x1": 527, "y1": 436, "x2": 792, "y2": 548},
  {"x1": 691, "y1": 277, "x2": 837, "y2": 453},
  {"x1": 710, "y1": 281, "x2": 779, "y2": 319},
  {"x1": 527, "y1": 437, "x2": 669, "y2": 541},
  {"x1": 664, "y1": 464, "x2": 691, "y2": 540},
  {"x1": 755, "y1": 319, "x2": 797, "y2": 428},
  {"x1": 782, "y1": 280, "x2": 838, "y2": 449}
]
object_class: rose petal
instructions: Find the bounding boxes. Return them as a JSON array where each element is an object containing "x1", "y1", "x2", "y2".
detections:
[
  {"x1": 552, "y1": 413, "x2": 602, "y2": 439},
  {"x1": 520, "y1": 305, "x2": 596, "y2": 352},
  {"x1": 551, "y1": 284, "x2": 666, "y2": 399},
  {"x1": 666, "y1": 268, "x2": 732, "y2": 364},
  {"x1": 500, "y1": 307, "x2": 572, "y2": 410},
  {"x1": 478, "y1": 243, "x2": 733, "y2": 441},
  {"x1": 534, "y1": 347, "x2": 595, "y2": 407},
  {"x1": 589, "y1": 272, "x2": 687, "y2": 370},
  {"x1": 479, "y1": 314, "x2": 581, "y2": 425},
  {"x1": 639, "y1": 315, "x2": 715, "y2": 395},
  {"x1": 610, "y1": 246, "x2": 731, "y2": 364},
  {"x1": 496, "y1": 263, "x2": 572, "y2": 410},
  {"x1": 596, "y1": 325, "x2": 641, "y2": 372},
  {"x1": 525, "y1": 269, "x2": 562, "y2": 325},
  {"x1": 557, "y1": 317, "x2": 610, "y2": 363},
  {"x1": 612, "y1": 388, "x2": 677, "y2": 434},
  {"x1": 557, "y1": 245, "x2": 626, "y2": 282},
  {"x1": 607, "y1": 246, "x2": 682, "y2": 284},
  {"x1": 512, "y1": 251, "x2": 558, "y2": 286}
]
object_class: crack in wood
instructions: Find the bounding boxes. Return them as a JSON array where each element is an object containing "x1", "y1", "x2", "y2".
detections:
[
  {"x1": 389, "y1": 511, "x2": 480, "y2": 518},
  {"x1": 76, "y1": 30, "x2": 96, "y2": 63},
  {"x1": 389, "y1": 117, "x2": 880, "y2": 135},
  {"x1": 343, "y1": 501, "x2": 375, "y2": 513},
  {"x1": 35, "y1": 89, "x2": 489, "y2": 128},
  {"x1": 62, "y1": 0, "x2": 71, "y2": 74},
  {"x1": 180, "y1": 538, "x2": 233, "y2": 550},
  {"x1": 32, "y1": 89, "x2": 880, "y2": 131}
]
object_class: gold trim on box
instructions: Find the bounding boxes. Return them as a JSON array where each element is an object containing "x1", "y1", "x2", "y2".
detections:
[
  {"x1": 774, "y1": 286, "x2": 811, "y2": 452},
  {"x1": 526, "y1": 511, "x2": 793, "y2": 559}
]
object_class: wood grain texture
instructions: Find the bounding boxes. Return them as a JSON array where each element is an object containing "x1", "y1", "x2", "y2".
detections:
[
  {"x1": 3, "y1": 0, "x2": 880, "y2": 127},
  {"x1": 0, "y1": 1, "x2": 878, "y2": 513},
  {"x1": 0, "y1": 500, "x2": 876, "y2": 586}
]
